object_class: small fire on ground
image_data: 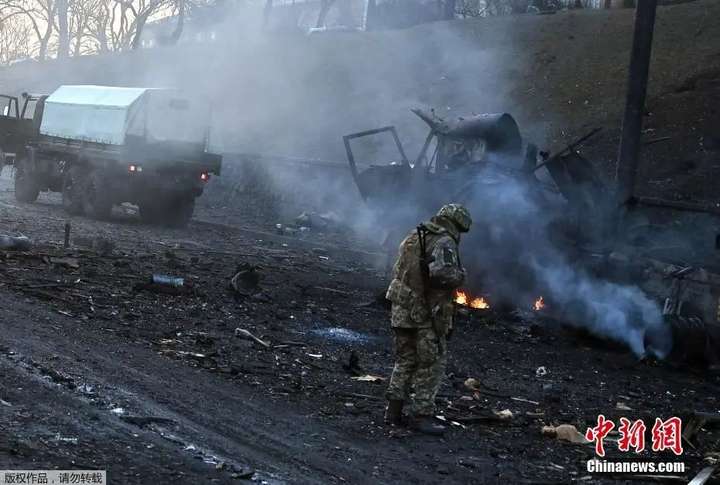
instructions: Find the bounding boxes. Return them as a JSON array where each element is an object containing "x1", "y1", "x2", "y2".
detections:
[
  {"x1": 454, "y1": 291, "x2": 547, "y2": 312},
  {"x1": 454, "y1": 290, "x2": 490, "y2": 310}
]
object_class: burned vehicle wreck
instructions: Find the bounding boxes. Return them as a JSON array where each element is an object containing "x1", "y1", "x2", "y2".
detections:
[{"x1": 345, "y1": 108, "x2": 720, "y2": 366}]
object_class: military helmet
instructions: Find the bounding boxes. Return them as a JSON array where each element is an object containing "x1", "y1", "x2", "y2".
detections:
[{"x1": 437, "y1": 203, "x2": 472, "y2": 232}]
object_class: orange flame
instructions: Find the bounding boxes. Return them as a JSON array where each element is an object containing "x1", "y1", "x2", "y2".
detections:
[
  {"x1": 534, "y1": 296, "x2": 545, "y2": 311},
  {"x1": 470, "y1": 297, "x2": 490, "y2": 310},
  {"x1": 455, "y1": 290, "x2": 490, "y2": 310}
]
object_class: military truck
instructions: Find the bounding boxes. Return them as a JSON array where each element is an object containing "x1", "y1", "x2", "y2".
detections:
[{"x1": 0, "y1": 85, "x2": 222, "y2": 227}]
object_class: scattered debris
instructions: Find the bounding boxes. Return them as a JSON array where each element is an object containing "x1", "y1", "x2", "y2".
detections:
[
  {"x1": 494, "y1": 409, "x2": 514, "y2": 420},
  {"x1": 0, "y1": 234, "x2": 31, "y2": 251},
  {"x1": 158, "y1": 349, "x2": 209, "y2": 362},
  {"x1": 615, "y1": 402, "x2": 632, "y2": 411},
  {"x1": 234, "y1": 328, "x2": 270, "y2": 348},
  {"x1": 120, "y1": 416, "x2": 178, "y2": 427},
  {"x1": 535, "y1": 366, "x2": 548, "y2": 377},
  {"x1": 313, "y1": 286, "x2": 349, "y2": 297},
  {"x1": 0, "y1": 398, "x2": 12, "y2": 407},
  {"x1": 275, "y1": 224, "x2": 299, "y2": 237},
  {"x1": 295, "y1": 211, "x2": 341, "y2": 230},
  {"x1": 688, "y1": 466, "x2": 717, "y2": 485},
  {"x1": 53, "y1": 434, "x2": 78, "y2": 445},
  {"x1": 683, "y1": 411, "x2": 720, "y2": 443},
  {"x1": 111, "y1": 407, "x2": 125, "y2": 415},
  {"x1": 464, "y1": 378, "x2": 482, "y2": 392},
  {"x1": 342, "y1": 351, "x2": 363, "y2": 376},
  {"x1": 351, "y1": 375, "x2": 385, "y2": 382},
  {"x1": 230, "y1": 264, "x2": 261, "y2": 296},
  {"x1": 542, "y1": 424, "x2": 589, "y2": 444},
  {"x1": 151, "y1": 274, "x2": 185, "y2": 288},
  {"x1": 73, "y1": 235, "x2": 116, "y2": 254},
  {"x1": 48, "y1": 256, "x2": 80, "y2": 269},
  {"x1": 511, "y1": 396, "x2": 540, "y2": 405},
  {"x1": 310, "y1": 327, "x2": 373, "y2": 344}
]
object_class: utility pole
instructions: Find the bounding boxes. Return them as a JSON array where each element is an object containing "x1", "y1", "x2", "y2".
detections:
[{"x1": 615, "y1": 0, "x2": 658, "y2": 206}]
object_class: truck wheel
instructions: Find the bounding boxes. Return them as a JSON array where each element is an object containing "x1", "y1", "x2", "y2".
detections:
[
  {"x1": 82, "y1": 170, "x2": 113, "y2": 220},
  {"x1": 61, "y1": 167, "x2": 84, "y2": 215},
  {"x1": 167, "y1": 198, "x2": 195, "y2": 227},
  {"x1": 138, "y1": 203, "x2": 163, "y2": 225},
  {"x1": 14, "y1": 159, "x2": 39, "y2": 203},
  {"x1": 165, "y1": 198, "x2": 195, "y2": 228}
]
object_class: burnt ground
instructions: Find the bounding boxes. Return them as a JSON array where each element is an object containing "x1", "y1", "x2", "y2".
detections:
[{"x1": 1, "y1": 170, "x2": 720, "y2": 484}]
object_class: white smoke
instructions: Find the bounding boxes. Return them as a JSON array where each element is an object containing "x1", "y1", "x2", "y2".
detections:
[{"x1": 462, "y1": 165, "x2": 670, "y2": 357}]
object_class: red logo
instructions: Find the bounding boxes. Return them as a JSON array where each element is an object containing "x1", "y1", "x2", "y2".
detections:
[
  {"x1": 618, "y1": 418, "x2": 647, "y2": 453},
  {"x1": 651, "y1": 417, "x2": 684, "y2": 456},
  {"x1": 585, "y1": 414, "x2": 615, "y2": 457},
  {"x1": 585, "y1": 416, "x2": 683, "y2": 457}
]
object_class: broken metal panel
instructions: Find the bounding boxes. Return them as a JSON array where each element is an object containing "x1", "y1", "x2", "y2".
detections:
[
  {"x1": 343, "y1": 125, "x2": 409, "y2": 200},
  {"x1": 412, "y1": 109, "x2": 523, "y2": 158}
]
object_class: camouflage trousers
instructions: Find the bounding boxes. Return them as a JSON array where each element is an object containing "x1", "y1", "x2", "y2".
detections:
[{"x1": 386, "y1": 326, "x2": 447, "y2": 416}]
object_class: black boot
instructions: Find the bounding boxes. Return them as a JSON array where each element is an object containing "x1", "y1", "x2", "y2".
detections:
[
  {"x1": 384, "y1": 399, "x2": 404, "y2": 426},
  {"x1": 410, "y1": 415, "x2": 445, "y2": 436}
]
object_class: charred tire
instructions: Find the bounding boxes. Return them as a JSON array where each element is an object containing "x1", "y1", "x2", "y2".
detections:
[
  {"x1": 166, "y1": 197, "x2": 195, "y2": 228},
  {"x1": 14, "y1": 159, "x2": 40, "y2": 203},
  {"x1": 61, "y1": 166, "x2": 85, "y2": 215},
  {"x1": 138, "y1": 203, "x2": 164, "y2": 225},
  {"x1": 81, "y1": 170, "x2": 113, "y2": 220},
  {"x1": 139, "y1": 197, "x2": 195, "y2": 228}
]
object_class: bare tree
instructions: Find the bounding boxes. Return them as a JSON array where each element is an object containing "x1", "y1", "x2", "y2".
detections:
[
  {"x1": 170, "y1": 0, "x2": 184, "y2": 42},
  {"x1": 57, "y1": 0, "x2": 69, "y2": 57},
  {"x1": 262, "y1": 0, "x2": 271, "y2": 28},
  {"x1": 0, "y1": 15, "x2": 32, "y2": 64},
  {"x1": 0, "y1": 0, "x2": 56, "y2": 60},
  {"x1": 315, "y1": 0, "x2": 336, "y2": 28},
  {"x1": 69, "y1": 0, "x2": 106, "y2": 55}
]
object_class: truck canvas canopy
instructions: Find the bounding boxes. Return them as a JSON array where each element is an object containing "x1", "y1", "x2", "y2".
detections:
[{"x1": 40, "y1": 85, "x2": 209, "y2": 148}]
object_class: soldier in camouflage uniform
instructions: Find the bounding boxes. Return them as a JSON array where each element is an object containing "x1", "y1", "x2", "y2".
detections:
[{"x1": 384, "y1": 203, "x2": 472, "y2": 435}]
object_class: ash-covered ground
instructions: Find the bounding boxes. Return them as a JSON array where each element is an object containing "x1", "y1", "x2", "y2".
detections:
[{"x1": 1, "y1": 169, "x2": 719, "y2": 485}]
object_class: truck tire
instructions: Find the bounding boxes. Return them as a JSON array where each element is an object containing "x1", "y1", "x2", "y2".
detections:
[
  {"x1": 61, "y1": 166, "x2": 84, "y2": 215},
  {"x1": 14, "y1": 159, "x2": 39, "y2": 203},
  {"x1": 166, "y1": 198, "x2": 195, "y2": 228},
  {"x1": 138, "y1": 202, "x2": 163, "y2": 225},
  {"x1": 139, "y1": 198, "x2": 195, "y2": 228},
  {"x1": 81, "y1": 170, "x2": 113, "y2": 220}
]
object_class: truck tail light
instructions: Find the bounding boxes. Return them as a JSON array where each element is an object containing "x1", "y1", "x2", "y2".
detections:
[
  {"x1": 129, "y1": 164, "x2": 142, "y2": 173},
  {"x1": 200, "y1": 172, "x2": 209, "y2": 182}
]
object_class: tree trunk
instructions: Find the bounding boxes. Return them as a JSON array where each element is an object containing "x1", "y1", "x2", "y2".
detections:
[
  {"x1": 169, "y1": 1, "x2": 186, "y2": 44},
  {"x1": 57, "y1": 0, "x2": 69, "y2": 58},
  {"x1": 364, "y1": 0, "x2": 376, "y2": 30},
  {"x1": 443, "y1": 0, "x2": 456, "y2": 19},
  {"x1": 263, "y1": 0, "x2": 273, "y2": 28},
  {"x1": 315, "y1": 0, "x2": 336, "y2": 28},
  {"x1": 131, "y1": 12, "x2": 152, "y2": 50}
]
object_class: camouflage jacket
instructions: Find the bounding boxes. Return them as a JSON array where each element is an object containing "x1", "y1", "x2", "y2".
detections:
[{"x1": 385, "y1": 216, "x2": 466, "y2": 330}]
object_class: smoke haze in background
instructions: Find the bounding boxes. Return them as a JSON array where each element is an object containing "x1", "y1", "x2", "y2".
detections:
[{"x1": 0, "y1": 6, "x2": 686, "y2": 355}]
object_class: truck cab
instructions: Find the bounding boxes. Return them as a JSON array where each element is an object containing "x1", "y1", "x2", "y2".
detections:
[{"x1": 0, "y1": 93, "x2": 45, "y2": 165}]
